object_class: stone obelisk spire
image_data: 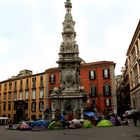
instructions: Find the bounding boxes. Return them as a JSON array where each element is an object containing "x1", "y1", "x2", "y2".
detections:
[
  {"x1": 51, "y1": 0, "x2": 84, "y2": 120},
  {"x1": 57, "y1": 0, "x2": 81, "y2": 94}
]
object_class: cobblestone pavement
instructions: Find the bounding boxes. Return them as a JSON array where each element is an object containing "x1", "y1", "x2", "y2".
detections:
[{"x1": 0, "y1": 120, "x2": 140, "y2": 140}]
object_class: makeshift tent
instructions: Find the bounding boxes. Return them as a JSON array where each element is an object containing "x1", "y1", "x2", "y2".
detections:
[
  {"x1": 17, "y1": 121, "x2": 31, "y2": 130},
  {"x1": 83, "y1": 120, "x2": 93, "y2": 128},
  {"x1": 84, "y1": 112, "x2": 95, "y2": 117},
  {"x1": 48, "y1": 120, "x2": 63, "y2": 129},
  {"x1": 110, "y1": 117, "x2": 116, "y2": 125},
  {"x1": 97, "y1": 119, "x2": 113, "y2": 127},
  {"x1": 110, "y1": 117, "x2": 121, "y2": 126},
  {"x1": 31, "y1": 120, "x2": 48, "y2": 130},
  {"x1": 38, "y1": 120, "x2": 49, "y2": 127},
  {"x1": 48, "y1": 121, "x2": 56, "y2": 129},
  {"x1": 69, "y1": 119, "x2": 82, "y2": 129}
]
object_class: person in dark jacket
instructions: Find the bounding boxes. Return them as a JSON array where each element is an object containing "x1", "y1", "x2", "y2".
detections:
[
  {"x1": 132, "y1": 111, "x2": 138, "y2": 126},
  {"x1": 8, "y1": 119, "x2": 13, "y2": 129}
]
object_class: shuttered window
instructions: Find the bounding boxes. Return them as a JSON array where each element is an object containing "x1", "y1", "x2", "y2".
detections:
[{"x1": 89, "y1": 70, "x2": 96, "y2": 80}]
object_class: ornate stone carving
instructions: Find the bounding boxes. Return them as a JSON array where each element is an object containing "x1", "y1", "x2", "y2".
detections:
[
  {"x1": 60, "y1": 39, "x2": 78, "y2": 52},
  {"x1": 61, "y1": 68, "x2": 76, "y2": 89}
]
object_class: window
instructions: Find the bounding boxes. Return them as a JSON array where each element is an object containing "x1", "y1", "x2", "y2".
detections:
[
  {"x1": 14, "y1": 92, "x2": 17, "y2": 101},
  {"x1": 3, "y1": 93, "x2": 6, "y2": 101},
  {"x1": 26, "y1": 79, "x2": 29, "y2": 89},
  {"x1": 40, "y1": 76, "x2": 44, "y2": 87},
  {"x1": 14, "y1": 81, "x2": 17, "y2": 91},
  {"x1": 39, "y1": 89, "x2": 44, "y2": 98},
  {"x1": 131, "y1": 48, "x2": 136, "y2": 62},
  {"x1": 133, "y1": 64, "x2": 138, "y2": 79},
  {"x1": 90, "y1": 86, "x2": 97, "y2": 97},
  {"x1": 89, "y1": 70, "x2": 96, "y2": 80},
  {"x1": 20, "y1": 92, "x2": 23, "y2": 100},
  {"x1": 20, "y1": 80, "x2": 23, "y2": 90},
  {"x1": 8, "y1": 103, "x2": 11, "y2": 111},
  {"x1": 8, "y1": 93, "x2": 12, "y2": 101},
  {"x1": 32, "y1": 77, "x2": 36, "y2": 88},
  {"x1": 14, "y1": 102, "x2": 16, "y2": 110},
  {"x1": 39, "y1": 101, "x2": 44, "y2": 111},
  {"x1": 25, "y1": 91, "x2": 28, "y2": 100},
  {"x1": 9, "y1": 82, "x2": 12, "y2": 90},
  {"x1": 103, "y1": 85, "x2": 111, "y2": 96},
  {"x1": 105, "y1": 98, "x2": 111, "y2": 107},
  {"x1": 4, "y1": 83, "x2": 7, "y2": 90},
  {"x1": 103, "y1": 69, "x2": 110, "y2": 78},
  {"x1": 136, "y1": 40, "x2": 139, "y2": 54},
  {"x1": 50, "y1": 74, "x2": 55, "y2": 84},
  {"x1": 3, "y1": 103, "x2": 6, "y2": 111},
  {"x1": 32, "y1": 90, "x2": 36, "y2": 99},
  {"x1": 31, "y1": 102, "x2": 36, "y2": 112}
]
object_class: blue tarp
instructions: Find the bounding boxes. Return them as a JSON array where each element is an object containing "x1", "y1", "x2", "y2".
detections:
[
  {"x1": 31, "y1": 120, "x2": 48, "y2": 128},
  {"x1": 84, "y1": 112, "x2": 95, "y2": 117}
]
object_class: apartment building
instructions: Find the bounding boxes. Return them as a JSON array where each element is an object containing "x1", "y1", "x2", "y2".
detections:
[
  {"x1": 126, "y1": 20, "x2": 140, "y2": 111},
  {"x1": 80, "y1": 61, "x2": 116, "y2": 114},
  {"x1": 115, "y1": 66, "x2": 130, "y2": 115},
  {"x1": 0, "y1": 70, "x2": 47, "y2": 123}
]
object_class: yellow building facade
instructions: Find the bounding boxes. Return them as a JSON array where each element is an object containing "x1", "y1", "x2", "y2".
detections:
[{"x1": 0, "y1": 70, "x2": 48, "y2": 123}]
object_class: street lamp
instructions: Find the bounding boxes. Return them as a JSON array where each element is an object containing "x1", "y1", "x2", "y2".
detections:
[{"x1": 78, "y1": 85, "x2": 86, "y2": 122}]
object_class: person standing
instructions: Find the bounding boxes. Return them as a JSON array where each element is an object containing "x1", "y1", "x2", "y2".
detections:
[
  {"x1": 132, "y1": 110, "x2": 138, "y2": 126},
  {"x1": 8, "y1": 119, "x2": 13, "y2": 129}
]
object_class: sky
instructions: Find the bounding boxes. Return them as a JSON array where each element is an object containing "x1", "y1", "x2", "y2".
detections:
[{"x1": 0, "y1": 0, "x2": 140, "y2": 81}]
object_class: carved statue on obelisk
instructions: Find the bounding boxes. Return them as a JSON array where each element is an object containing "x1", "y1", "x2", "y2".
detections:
[{"x1": 57, "y1": 0, "x2": 81, "y2": 93}]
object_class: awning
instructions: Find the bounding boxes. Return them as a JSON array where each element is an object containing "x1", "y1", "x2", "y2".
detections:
[{"x1": 0, "y1": 117, "x2": 9, "y2": 120}]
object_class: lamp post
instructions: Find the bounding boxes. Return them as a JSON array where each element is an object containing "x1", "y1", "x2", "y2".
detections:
[
  {"x1": 51, "y1": 87, "x2": 63, "y2": 119},
  {"x1": 78, "y1": 85, "x2": 85, "y2": 122},
  {"x1": 53, "y1": 87, "x2": 62, "y2": 110}
]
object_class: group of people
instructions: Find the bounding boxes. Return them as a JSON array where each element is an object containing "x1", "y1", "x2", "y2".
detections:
[{"x1": 121, "y1": 110, "x2": 140, "y2": 126}]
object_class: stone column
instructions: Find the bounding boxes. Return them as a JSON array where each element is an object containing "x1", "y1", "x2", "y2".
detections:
[
  {"x1": 73, "y1": 108, "x2": 76, "y2": 119},
  {"x1": 51, "y1": 99, "x2": 55, "y2": 119},
  {"x1": 61, "y1": 99, "x2": 64, "y2": 115},
  {"x1": 79, "y1": 96, "x2": 84, "y2": 121},
  {"x1": 80, "y1": 108, "x2": 84, "y2": 122}
]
